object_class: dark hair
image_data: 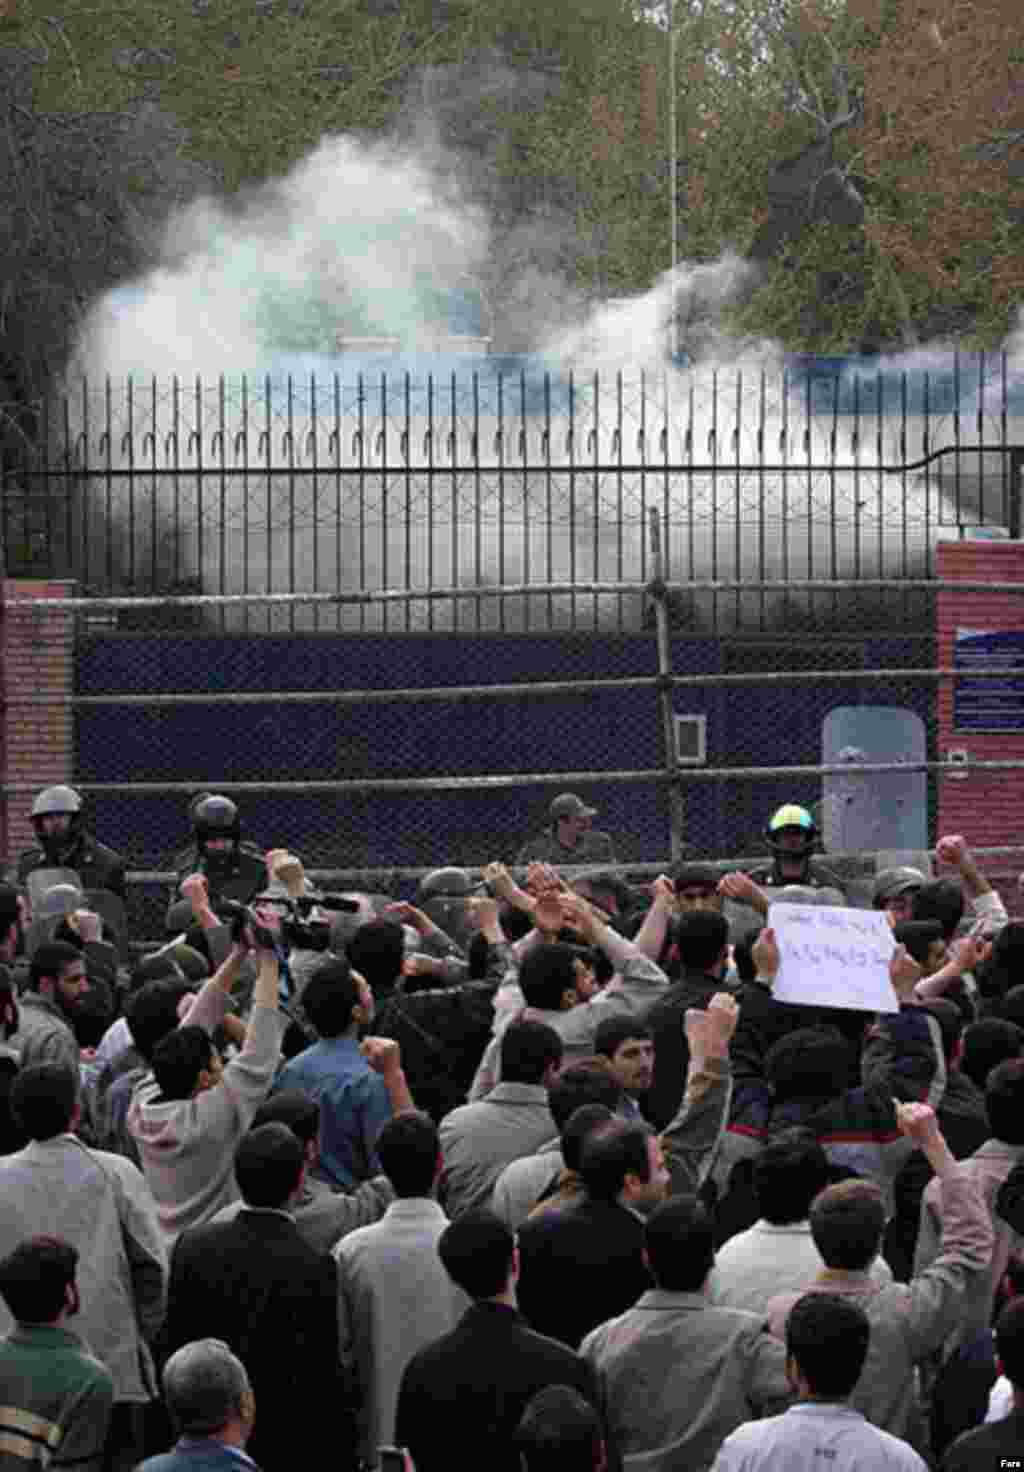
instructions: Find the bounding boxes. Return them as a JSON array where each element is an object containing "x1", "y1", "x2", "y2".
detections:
[
  {"x1": 995, "y1": 1295, "x2": 1024, "y2": 1389},
  {"x1": 376, "y1": 1111, "x2": 439, "y2": 1197},
  {"x1": 151, "y1": 1025, "x2": 216, "y2": 1101},
  {"x1": 765, "y1": 1027, "x2": 848, "y2": 1103},
  {"x1": 892, "y1": 920, "x2": 945, "y2": 968},
  {"x1": 673, "y1": 911, "x2": 729, "y2": 973},
  {"x1": 128, "y1": 953, "x2": 185, "y2": 993},
  {"x1": 11, "y1": 1063, "x2": 78, "y2": 1140},
  {"x1": 301, "y1": 956, "x2": 360, "y2": 1038},
  {"x1": 346, "y1": 920, "x2": 406, "y2": 996},
  {"x1": 643, "y1": 1194, "x2": 715, "y2": 1291},
  {"x1": 235, "y1": 1123, "x2": 305, "y2": 1208},
  {"x1": 548, "y1": 1063, "x2": 623, "y2": 1132},
  {"x1": 960, "y1": 1018, "x2": 1024, "y2": 1091},
  {"x1": 516, "y1": 1386, "x2": 603, "y2": 1472},
  {"x1": 593, "y1": 1017, "x2": 651, "y2": 1060},
  {"x1": 0, "y1": 1237, "x2": 77, "y2": 1323},
  {"x1": 731, "y1": 930, "x2": 760, "y2": 985},
  {"x1": 500, "y1": 1020, "x2": 563, "y2": 1086},
  {"x1": 754, "y1": 1128, "x2": 831, "y2": 1225},
  {"x1": 809, "y1": 1180, "x2": 887, "y2": 1270},
  {"x1": 438, "y1": 1209, "x2": 514, "y2": 1300},
  {"x1": 561, "y1": 1103, "x2": 616, "y2": 1172},
  {"x1": 922, "y1": 998, "x2": 965, "y2": 1065},
  {"x1": 252, "y1": 1089, "x2": 320, "y2": 1145},
  {"x1": 786, "y1": 1292, "x2": 870, "y2": 1398},
  {"x1": 987, "y1": 1058, "x2": 1024, "y2": 1145},
  {"x1": 29, "y1": 940, "x2": 82, "y2": 991},
  {"x1": 0, "y1": 884, "x2": 20, "y2": 940},
  {"x1": 977, "y1": 923, "x2": 1024, "y2": 1005},
  {"x1": 579, "y1": 1119, "x2": 651, "y2": 1202},
  {"x1": 911, "y1": 880, "x2": 965, "y2": 941},
  {"x1": 519, "y1": 943, "x2": 581, "y2": 1011},
  {"x1": 999, "y1": 985, "x2": 1024, "y2": 1032},
  {"x1": 125, "y1": 978, "x2": 194, "y2": 1063}
]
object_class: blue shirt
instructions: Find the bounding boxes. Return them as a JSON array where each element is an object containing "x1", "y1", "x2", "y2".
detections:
[{"x1": 273, "y1": 1036, "x2": 392, "y2": 1189}]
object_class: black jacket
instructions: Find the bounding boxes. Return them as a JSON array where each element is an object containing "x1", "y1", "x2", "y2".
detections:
[
  {"x1": 17, "y1": 834, "x2": 127, "y2": 901},
  {"x1": 645, "y1": 967, "x2": 726, "y2": 1130},
  {"x1": 165, "y1": 1209, "x2": 348, "y2": 1470},
  {"x1": 515, "y1": 1195, "x2": 651, "y2": 1349},
  {"x1": 396, "y1": 1301, "x2": 600, "y2": 1472},
  {"x1": 169, "y1": 843, "x2": 268, "y2": 918}
]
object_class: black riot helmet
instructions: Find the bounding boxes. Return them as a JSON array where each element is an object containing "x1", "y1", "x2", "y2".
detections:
[
  {"x1": 29, "y1": 785, "x2": 84, "y2": 859},
  {"x1": 192, "y1": 794, "x2": 241, "y2": 865}
]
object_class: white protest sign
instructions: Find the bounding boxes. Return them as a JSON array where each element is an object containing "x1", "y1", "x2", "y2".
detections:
[{"x1": 768, "y1": 903, "x2": 900, "y2": 1014}]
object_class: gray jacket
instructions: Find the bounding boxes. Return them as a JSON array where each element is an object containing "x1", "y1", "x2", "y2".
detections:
[
  {"x1": 0, "y1": 1135, "x2": 167, "y2": 1402},
  {"x1": 767, "y1": 1164, "x2": 994, "y2": 1452},
  {"x1": 440, "y1": 1082, "x2": 556, "y2": 1218},
  {"x1": 582, "y1": 1290, "x2": 791, "y2": 1472},
  {"x1": 10, "y1": 991, "x2": 80, "y2": 1076}
]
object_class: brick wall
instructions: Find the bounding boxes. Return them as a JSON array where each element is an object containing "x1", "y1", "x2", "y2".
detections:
[
  {"x1": 937, "y1": 543, "x2": 1024, "y2": 903},
  {"x1": 0, "y1": 581, "x2": 76, "y2": 866}
]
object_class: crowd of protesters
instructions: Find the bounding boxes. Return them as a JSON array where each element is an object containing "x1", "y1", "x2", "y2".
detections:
[{"x1": 1, "y1": 784, "x2": 1024, "y2": 1470}]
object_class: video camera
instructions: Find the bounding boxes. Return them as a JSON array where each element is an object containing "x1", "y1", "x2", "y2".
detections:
[{"x1": 220, "y1": 893, "x2": 361, "y2": 953}]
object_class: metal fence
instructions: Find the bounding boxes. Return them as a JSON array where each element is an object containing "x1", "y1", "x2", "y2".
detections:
[
  {"x1": 4, "y1": 561, "x2": 1024, "y2": 941},
  {"x1": 3, "y1": 357, "x2": 1024, "y2": 633}
]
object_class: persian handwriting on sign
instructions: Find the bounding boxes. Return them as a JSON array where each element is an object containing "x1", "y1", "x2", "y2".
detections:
[{"x1": 768, "y1": 903, "x2": 900, "y2": 1014}]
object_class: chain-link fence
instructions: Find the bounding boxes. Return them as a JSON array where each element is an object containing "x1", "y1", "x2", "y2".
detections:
[{"x1": 4, "y1": 570, "x2": 1024, "y2": 942}]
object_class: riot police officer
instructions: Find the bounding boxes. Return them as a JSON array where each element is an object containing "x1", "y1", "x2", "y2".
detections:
[
  {"x1": 746, "y1": 803, "x2": 846, "y2": 899},
  {"x1": 16, "y1": 785, "x2": 127, "y2": 901},
  {"x1": 169, "y1": 793, "x2": 268, "y2": 919}
]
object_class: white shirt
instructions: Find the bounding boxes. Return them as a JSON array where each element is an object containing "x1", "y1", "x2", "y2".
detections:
[{"x1": 711, "y1": 1402, "x2": 928, "y2": 1471}]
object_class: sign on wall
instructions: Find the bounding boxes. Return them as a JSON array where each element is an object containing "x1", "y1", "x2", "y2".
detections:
[{"x1": 954, "y1": 628, "x2": 1024, "y2": 732}]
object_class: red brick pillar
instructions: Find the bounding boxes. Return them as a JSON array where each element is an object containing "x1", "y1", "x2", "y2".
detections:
[
  {"x1": 0, "y1": 581, "x2": 76, "y2": 868},
  {"x1": 936, "y1": 544, "x2": 1024, "y2": 899}
]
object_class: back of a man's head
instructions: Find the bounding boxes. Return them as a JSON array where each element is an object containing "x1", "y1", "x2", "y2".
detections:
[
  {"x1": 251, "y1": 1089, "x2": 320, "y2": 1147},
  {"x1": 809, "y1": 1179, "x2": 886, "y2": 1271},
  {"x1": 346, "y1": 920, "x2": 405, "y2": 996},
  {"x1": 376, "y1": 1110, "x2": 439, "y2": 1198},
  {"x1": 125, "y1": 977, "x2": 194, "y2": 1063},
  {"x1": 516, "y1": 1386, "x2": 604, "y2": 1472},
  {"x1": 922, "y1": 998, "x2": 965, "y2": 1066},
  {"x1": 911, "y1": 879, "x2": 965, "y2": 941},
  {"x1": 961, "y1": 1018, "x2": 1024, "y2": 1092},
  {"x1": 151, "y1": 1025, "x2": 215, "y2": 1101},
  {"x1": 301, "y1": 956, "x2": 359, "y2": 1039},
  {"x1": 578, "y1": 1118, "x2": 651, "y2": 1203},
  {"x1": 162, "y1": 1339, "x2": 253, "y2": 1439},
  {"x1": 765, "y1": 1026, "x2": 847, "y2": 1104},
  {"x1": 0, "y1": 1236, "x2": 77, "y2": 1325},
  {"x1": 560, "y1": 1104, "x2": 616, "y2": 1173},
  {"x1": 500, "y1": 1019, "x2": 563, "y2": 1086},
  {"x1": 10, "y1": 1062, "x2": 78, "y2": 1141},
  {"x1": 519, "y1": 943, "x2": 581, "y2": 1012},
  {"x1": 673, "y1": 911, "x2": 729, "y2": 974},
  {"x1": 547, "y1": 1062, "x2": 623, "y2": 1132},
  {"x1": 786, "y1": 1292, "x2": 870, "y2": 1399},
  {"x1": 438, "y1": 1208, "x2": 513, "y2": 1301},
  {"x1": 754, "y1": 1128, "x2": 831, "y2": 1225},
  {"x1": 986, "y1": 1058, "x2": 1024, "y2": 1145},
  {"x1": 995, "y1": 1296, "x2": 1024, "y2": 1391},
  {"x1": 235, "y1": 1123, "x2": 304, "y2": 1209},
  {"x1": 643, "y1": 1194, "x2": 715, "y2": 1292},
  {"x1": 29, "y1": 939, "x2": 81, "y2": 992}
]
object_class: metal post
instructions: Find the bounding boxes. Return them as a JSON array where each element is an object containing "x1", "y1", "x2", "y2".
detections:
[
  {"x1": 668, "y1": 0, "x2": 679, "y2": 363},
  {"x1": 648, "y1": 507, "x2": 684, "y2": 861},
  {"x1": 1011, "y1": 450, "x2": 1024, "y2": 540}
]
